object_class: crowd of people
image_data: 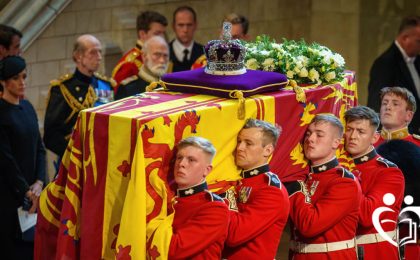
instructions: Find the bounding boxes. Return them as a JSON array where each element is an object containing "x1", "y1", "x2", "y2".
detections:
[{"x1": 0, "y1": 5, "x2": 419, "y2": 260}]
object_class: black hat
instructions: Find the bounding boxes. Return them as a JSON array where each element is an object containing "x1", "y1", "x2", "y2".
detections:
[{"x1": 0, "y1": 56, "x2": 26, "y2": 80}]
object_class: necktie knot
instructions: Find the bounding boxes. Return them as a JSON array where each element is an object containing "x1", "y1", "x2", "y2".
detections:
[{"x1": 182, "y1": 49, "x2": 189, "y2": 62}]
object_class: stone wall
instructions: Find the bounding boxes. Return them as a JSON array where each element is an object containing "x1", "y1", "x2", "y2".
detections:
[{"x1": 22, "y1": 0, "x2": 420, "y2": 120}]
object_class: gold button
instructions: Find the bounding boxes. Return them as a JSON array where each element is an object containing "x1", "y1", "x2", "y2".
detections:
[
  {"x1": 78, "y1": 97, "x2": 83, "y2": 102},
  {"x1": 75, "y1": 86, "x2": 80, "y2": 91}
]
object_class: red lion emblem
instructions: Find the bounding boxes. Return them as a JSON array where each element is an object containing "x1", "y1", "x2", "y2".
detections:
[{"x1": 142, "y1": 110, "x2": 200, "y2": 222}]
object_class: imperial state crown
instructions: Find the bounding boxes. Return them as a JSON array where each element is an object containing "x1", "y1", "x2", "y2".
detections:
[{"x1": 204, "y1": 22, "x2": 246, "y2": 75}]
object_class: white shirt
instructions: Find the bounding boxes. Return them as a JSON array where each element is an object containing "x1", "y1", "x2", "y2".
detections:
[
  {"x1": 395, "y1": 40, "x2": 420, "y2": 96},
  {"x1": 172, "y1": 39, "x2": 194, "y2": 62}
]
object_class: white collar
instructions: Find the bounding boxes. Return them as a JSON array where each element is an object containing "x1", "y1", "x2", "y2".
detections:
[
  {"x1": 395, "y1": 40, "x2": 416, "y2": 63},
  {"x1": 173, "y1": 39, "x2": 194, "y2": 61}
]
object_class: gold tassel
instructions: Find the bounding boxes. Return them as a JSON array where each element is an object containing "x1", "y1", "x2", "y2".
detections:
[
  {"x1": 230, "y1": 90, "x2": 245, "y2": 120},
  {"x1": 146, "y1": 80, "x2": 167, "y2": 92},
  {"x1": 290, "y1": 80, "x2": 306, "y2": 103}
]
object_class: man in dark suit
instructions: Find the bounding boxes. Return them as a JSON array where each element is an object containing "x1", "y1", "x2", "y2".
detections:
[
  {"x1": 367, "y1": 15, "x2": 420, "y2": 134},
  {"x1": 169, "y1": 6, "x2": 205, "y2": 72}
]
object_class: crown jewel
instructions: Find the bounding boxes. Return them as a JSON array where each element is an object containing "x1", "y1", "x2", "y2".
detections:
[{"x1": 204, "y1": 22, "x2": 247, "y2": 75}]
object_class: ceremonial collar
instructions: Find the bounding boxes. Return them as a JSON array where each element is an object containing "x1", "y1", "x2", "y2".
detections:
[
  {"x1": 353, "y1": 148, "x2": 377, "y2": 165},
  {"x1": 380, "y1": 127, "x2": 409, "y2": 140},
  {"x1": 310, "y1": 157, "x2": 338, "y2": 173},
  {"x1": 74, "y1": 68, "x2": 92, "y2": 84},
  {"x1": 139, "y1": 65, "x2": 159, "y2": 83},
  {"x1": 241, "y1": 164, "x2": 270, "y2": 179},
  {"x1": 176, "y1": 181, "x2": 208, "y2": 197}
]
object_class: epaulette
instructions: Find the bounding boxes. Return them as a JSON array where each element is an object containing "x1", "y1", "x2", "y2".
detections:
[
  {"x1": 120, "y1": 75, "x2": 139, "y2": 86},
  {"x1": 126, "y1": 49, "x2": 142, "y2": 62},
  {"x1": 205, "y1": 190, "x2": 224, "y2": 202},
  {"x1": 377, "y1": 157, "x2": 397, "y2": 168},
  {"x1": 50, "y1": 73, "x2": 73, "y2": 86},
  {"x1": 340, "y1": 168, "x2": 355, "y2": 179},
  {"x1": 94, "y1": 72, "x2": 117, "y2": 88},
  {"x1": 264, "y1": 172, "x2": 281, "y2": 188},
  {"x1": 413, "y1": 134, "x2": 420, "y2": 140},
  {"x1": 94, "y1": 72, "x2": 112, "y2": 83}
]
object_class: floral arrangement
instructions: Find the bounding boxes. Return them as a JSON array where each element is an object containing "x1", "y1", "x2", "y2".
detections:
[{"x1": 244, "y1": 35, "x2": 346, "y2": 85}]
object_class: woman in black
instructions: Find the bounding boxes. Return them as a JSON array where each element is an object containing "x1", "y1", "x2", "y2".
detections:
[{"x1": 0, "y1": 56, "x2": 46, "y2": 259}]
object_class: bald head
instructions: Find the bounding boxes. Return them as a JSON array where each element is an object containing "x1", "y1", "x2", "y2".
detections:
[{"x1": 73, "y1": 34, "x2": 102, "y2": 76}]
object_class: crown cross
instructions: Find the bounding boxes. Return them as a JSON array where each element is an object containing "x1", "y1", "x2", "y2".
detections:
[{"x1": 222, "y1": 22, "x2": 232, "y2": 42}]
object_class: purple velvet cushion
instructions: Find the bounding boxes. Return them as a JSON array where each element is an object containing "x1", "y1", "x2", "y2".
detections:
[{"x1": 161, "y1": 68, "x2": 288, "y2": 98}]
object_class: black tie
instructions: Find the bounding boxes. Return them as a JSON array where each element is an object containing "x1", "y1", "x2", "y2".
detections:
[{"x1": 182, "y1": 49, "x2": 189, "y2": 63}]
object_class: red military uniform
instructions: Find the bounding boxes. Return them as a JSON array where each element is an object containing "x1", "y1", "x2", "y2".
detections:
[
  {"x1": 223, "y1": 164, "x2": 290, "y2": 260},
  {"x1": 353, "y1": 149, "x2": 404, "y2": 260},
  {"x1": 111, "y1": 40, "x2": 143, "y2": 92},
  {"x1": 375, "y1": 127, "x2": 420, "y2": 147},
  {"x1": 289, "y1": 158, "x2": 362, "y2": 260},
  {"x1": 169, "y1": 181, "x2": 229, "y2": 260}
]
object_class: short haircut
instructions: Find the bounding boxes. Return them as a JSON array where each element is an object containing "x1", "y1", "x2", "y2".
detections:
[
  {"x1": 398, "y1": 15, "x2": 420, "y2": 34},
  {"x1": 310, "y1": 114, "x2": 344, "y2": 137},
  {"x1": 242, "y1": 118, "x2": 281, "y2": 147},
  {"x1": 143, "y1": 35, "x2": 168, "y2": 54},
  {"x1": 0, "y1": 24, "x2": 22, "y2": 49},
  {"x1": 72, "y1": 35, "x2": 100, "y2": 62},
  {"x1": 380, "y1": 86, "x2": 417, "y2": 112},
  {"x1": 344, "y1": 106, "x2": 380, "y2": 130},
  {"x1": 223, "y1": 13, "x2": 249, "y2": 34},
  {"x1": 136, "y1": 11, "x2": 168, "y2": 32},
  {"x1": 173, "y1": 6, "x2": 197, "y2": 23},
  {"x1": 177, "y1": 136, "x2": 216, "y2": 162}
]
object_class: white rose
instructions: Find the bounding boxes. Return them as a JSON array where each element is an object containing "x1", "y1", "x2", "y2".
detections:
[
  {"x1": 262, "y1": 58, "x2": 276, "y2": 71},
  {"x1": 271, "y1": 43, "x2": 282, "y2": 50},
  {"x1": 332, "y1": 53, "x2": 345, "y2": 67},
  {"x1": 298, "y1": 67, "x2": 308, "y2": 77},
  {"x1": 297, "y1": 55, "x2": 309, "y2": 67},
  {"x1": 308, "y1": 68, "x2": 320, "y2": 82},
  {"x1": 245, "y1": 58, "x2": 259, "y2": 70},
  {"x1": 260, "y1": 50, "x2": 270, "y2": 56},
  {"x1": 286, "y1": 70, "x2": 295, "y2": 78},
  {"x1": 324, "y1": 71, "x2": 336, "y2": 82}
]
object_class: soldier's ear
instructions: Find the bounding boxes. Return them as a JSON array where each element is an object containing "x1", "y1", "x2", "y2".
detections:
[
  {"x1": 204, "y1": 164, "x2": 213, "y2": 177},
  {"x1": 138, "y1": 30, "x2": 147, "y2": 41},
  {"x1": 372, "y1": 131, "x2": 380, "y2": 144},
  {"x1": 332, "y1": 137, "x2": 341, "y2": 150},
  {"x1": 263, "y1": 143, "x2": 274, "y2": 157},
  {"x1": 405, "y1": 110, "x2": 414, "y2": 124}
]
